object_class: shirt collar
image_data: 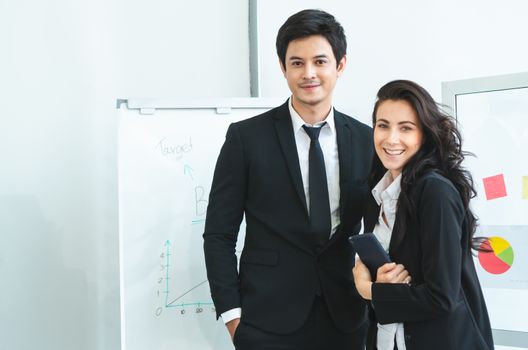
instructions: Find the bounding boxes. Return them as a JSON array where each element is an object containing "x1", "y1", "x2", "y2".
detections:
[
  {"x1": 372, "y1": 171, "x2": 402, "y2": 205},
  {"x1": 288, "y1": 97, "x2": 335, "y2": 134}
]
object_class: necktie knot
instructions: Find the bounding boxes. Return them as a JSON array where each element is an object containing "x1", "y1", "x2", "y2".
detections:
[{"x1": 302, "y1": 123, "x2": 326, "y2": 141}]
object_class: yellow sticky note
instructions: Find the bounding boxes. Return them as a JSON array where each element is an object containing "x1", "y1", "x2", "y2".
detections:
[{"x1": 523, "y1": 176, "x2": 528, "y2": 199}]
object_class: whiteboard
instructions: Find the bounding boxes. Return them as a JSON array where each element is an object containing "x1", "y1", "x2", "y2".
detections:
[
  {"x1": 443, "y1": 73, "x2": 528, "y2": 348},
  {"x1": 117, "y1": 98, "x2": 282, "y2": 350}
]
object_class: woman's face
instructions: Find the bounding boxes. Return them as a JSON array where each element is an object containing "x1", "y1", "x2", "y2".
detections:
[{"x1": 374, "y1": 99, "x2": 423, "y2": 179}]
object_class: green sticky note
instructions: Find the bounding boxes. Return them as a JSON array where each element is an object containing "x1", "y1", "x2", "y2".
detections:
[{"x1": 523, "y1": 176, "x2": 528, "y2": 199}]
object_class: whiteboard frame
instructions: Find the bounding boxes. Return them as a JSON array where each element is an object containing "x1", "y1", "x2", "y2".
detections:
[
  {"x1": 442, "y1": 72, "x2": 528, "y2": 348},
  {"x1": 442, "y1": 72, "x2": 528, "y2": 118},
  {"x1": 116, "y1": 98, "x2": 284, "y2": 115}
]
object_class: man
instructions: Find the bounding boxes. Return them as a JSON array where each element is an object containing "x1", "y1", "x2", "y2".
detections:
[{"x1": 203, "y1": 9, "x2": 373, "y2": 350}]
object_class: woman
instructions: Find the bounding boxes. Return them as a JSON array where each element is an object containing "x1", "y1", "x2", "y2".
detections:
[{"x1": 352, "y1": 80, "x2": 494, "y2": 350}]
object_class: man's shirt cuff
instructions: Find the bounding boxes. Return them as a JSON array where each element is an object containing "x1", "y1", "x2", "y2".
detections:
[{"x1": 221, "y1": 308, "x2": 241, "y2": 324}]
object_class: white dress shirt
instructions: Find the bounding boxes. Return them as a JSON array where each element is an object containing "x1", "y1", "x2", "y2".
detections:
[
  {"x1": 289, "y1": 97, "x2": 341, "y2": 236},
  {"x1": 371, "y1": 171, "x2": 406, "y2": 350},
  {"x1": 221, "y1": 98, "x2": 341, "y2": 324}
]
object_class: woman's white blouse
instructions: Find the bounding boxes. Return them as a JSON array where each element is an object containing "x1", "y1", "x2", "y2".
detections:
[{"x1": 371, "y1": 171, "x2": 406, "y2": 350}]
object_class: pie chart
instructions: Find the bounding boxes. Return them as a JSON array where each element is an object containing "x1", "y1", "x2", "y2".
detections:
[{"x1": 478, "y1": 236, "x2": 514, "y2": 274}]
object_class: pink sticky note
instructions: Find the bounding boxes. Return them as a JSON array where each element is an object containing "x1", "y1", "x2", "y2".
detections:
[{"x1": 482, "y1": 174, "x2": 507, "y2": 200}]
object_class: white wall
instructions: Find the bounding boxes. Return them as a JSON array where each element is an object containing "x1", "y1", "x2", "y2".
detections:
[
  {"x1": 0, "y1": 1, "x2": 123, "y2": 348},
  {"x1": 257, "y1": 0, "x2": 528, "y2": 125},
  {"x1": 121, "y1": 0, "x2": 250, "y2": 98},
  {"x1": 0, "y1": 1, "x2": 248, "y2": 349}
]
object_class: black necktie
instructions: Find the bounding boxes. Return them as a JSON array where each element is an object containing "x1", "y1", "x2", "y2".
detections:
[{"x1": 302, "y1": 124, "x2": 331, "y2": 247}]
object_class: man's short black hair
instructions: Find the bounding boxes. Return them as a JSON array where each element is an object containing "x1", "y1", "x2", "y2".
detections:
[{"x1": 276, "y1": 9, "x2": 347, "y2": 69}]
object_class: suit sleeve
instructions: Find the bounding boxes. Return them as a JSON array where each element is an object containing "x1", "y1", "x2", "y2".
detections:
[
  {"x1": 371, "y1": 177, "x2": 465, "y2": 324},
  {"x1": 203, "y1": 123, "x2": 247, "y2": 319}
]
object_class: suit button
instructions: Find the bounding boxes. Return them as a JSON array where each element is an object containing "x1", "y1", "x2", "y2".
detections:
[{"x1": 404, "y1": 334, "x2": 411, "y2": 341}]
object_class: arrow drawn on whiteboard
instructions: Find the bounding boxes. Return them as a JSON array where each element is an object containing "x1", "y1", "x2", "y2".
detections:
[
  {"x1": 166, "y1": 280, "x2": 208, "y2": 306},
  {"x1": 184, "y1": 164, "x2": 194, "y2": 180}
]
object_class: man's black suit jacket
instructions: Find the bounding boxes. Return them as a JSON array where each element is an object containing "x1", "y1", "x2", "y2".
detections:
[{"x1": 203, "y1": 101, "x2": 373, "y2": 334}]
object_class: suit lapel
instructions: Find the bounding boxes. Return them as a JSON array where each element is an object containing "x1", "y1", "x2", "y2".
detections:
[
  {"x1": 334, "y1": 111, "x2": 352, "y2": 225},
  {"x1": 364, "y1": 197, "x2": 380, "y2": 234},
  {"x1": 273, "y1": 102, "x2": 308, "y2": 215},
  {"x1": 388, "y1": 203, "x2": 409, "y2": 254}
]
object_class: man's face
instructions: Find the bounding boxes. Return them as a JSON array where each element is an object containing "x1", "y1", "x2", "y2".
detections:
[{"x1": 281, "y1": 35, "x2": 346, "y2": 112}]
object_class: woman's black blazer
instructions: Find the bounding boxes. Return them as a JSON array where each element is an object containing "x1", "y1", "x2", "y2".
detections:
[{"x1": 364, "y1": 171, "x2": 494, "y2": 350}]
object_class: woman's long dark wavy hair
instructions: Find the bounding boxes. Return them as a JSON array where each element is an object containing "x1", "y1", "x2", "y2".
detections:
[{"x1": 369, "y1": 80, "x2": 484, "y2": 251}]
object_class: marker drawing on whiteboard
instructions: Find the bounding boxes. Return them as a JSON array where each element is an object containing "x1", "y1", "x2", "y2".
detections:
[
  {"x1": 195, "y1": 186, "x2": 208, "y2": 217},
  {"x1": 155, "y1": 240, "x2": 214, "y2": 317},
  {"x1": 166, "y1": 280, "x2": 209, "y2": 306},
  {"x1": 184, "y1": 164, "x2": 194, "y2": 180},
  {"x1": 155, "y1": 137, "x2": 192, "y2": 159}
]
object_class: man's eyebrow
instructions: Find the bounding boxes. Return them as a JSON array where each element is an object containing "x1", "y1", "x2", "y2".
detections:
[{"x1": 288, "y1": 54, "x2": 329, "y2": 61}]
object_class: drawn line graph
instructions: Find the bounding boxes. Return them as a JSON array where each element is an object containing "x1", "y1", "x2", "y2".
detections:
[{"x1": 162, "y1": 240, "x2": 214, "y2": 310}]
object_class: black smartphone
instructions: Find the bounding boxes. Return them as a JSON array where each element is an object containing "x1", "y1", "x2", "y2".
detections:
[{"x1": 349, "y1": 233, "x2": 391, "y2": 279}]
